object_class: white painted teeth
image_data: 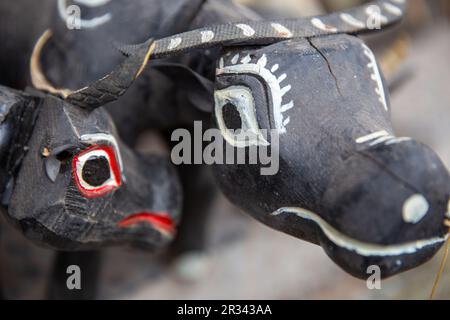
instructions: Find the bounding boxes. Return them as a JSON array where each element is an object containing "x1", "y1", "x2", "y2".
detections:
[
  {"x1": 241, "y1": 54, "x2": 251, "y2": 64},
  {"x1": 280, "y1": 85, "x2": 291, "y2": 97},
  {"x1": 257, "y1": 55, "x2": 268, "y2": 67},
  {"x1": 362, "y1": 43, "x2": 388, "y2": 111},
  {"x1": 277, "y1": 73, "x2": 287, "y2": 83},
  {"x1": 280, "y1": 101, "x2": 294, "y2": 113},
  {"x1": 231, "y1": 54, "x2": 239, "y2": 65}
]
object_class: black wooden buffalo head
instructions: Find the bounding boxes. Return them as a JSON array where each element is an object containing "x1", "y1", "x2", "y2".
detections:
[
  {"x1": 212, "y1": 34, "x2": 450, "y2": 279},
  {"x1": 0, "y1": 33, "x2": 181, "y2": 250}
]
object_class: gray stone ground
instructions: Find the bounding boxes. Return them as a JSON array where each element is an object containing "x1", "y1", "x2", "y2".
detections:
[{"x1": 1, "y1": 7, "x2": 449, "y2": 301}]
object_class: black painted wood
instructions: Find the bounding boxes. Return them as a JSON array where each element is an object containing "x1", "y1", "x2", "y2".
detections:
[
  {"x1": 2, "y1": 88, "x2": 182, "y2": 250},
  {"x1": 0, "y1": 0, "x2": 448, "y2": 283},
  {"x1": 212, "y1": 34, "x2": 450, "y2": 278}
]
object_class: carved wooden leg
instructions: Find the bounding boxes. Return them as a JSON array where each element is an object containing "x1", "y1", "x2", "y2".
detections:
[
  {"x1": 46, "y1": 251, "x2": 101, "y2": 300},
  {"x1": 169, "y1": 163, "x2": 217, "y2": 281},
  {"x1": 173, "y1": 164, "x2": 217, "y2": 255}
]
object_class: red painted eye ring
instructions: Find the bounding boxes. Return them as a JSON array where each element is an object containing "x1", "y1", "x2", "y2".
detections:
[{"x1": 72, "y1": 144, "x2": 122, "y2": 198}]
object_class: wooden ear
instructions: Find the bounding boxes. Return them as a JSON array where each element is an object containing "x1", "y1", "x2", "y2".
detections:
[{"x1": 151, "y1": 63, "x2": 214, "y2": 113}]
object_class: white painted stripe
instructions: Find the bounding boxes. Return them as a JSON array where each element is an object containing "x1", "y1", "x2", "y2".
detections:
[
  {"x1": 340, "y1": 13, "x2": 365, "y2": 28},
  {"x1": 385, "y1": 137, "x2": 412, "y2": 145},
  {"x1": 311, "y1": 18, "x2": 338, "y2": 33},
  {"x1": 272, "y1": 207, "x2": 447, "y2": 257},
  {"x1": 383, "y1": 2, "x2": 402, "y2": 16},
  {"x1": 200, "y1": 30, "x2": 215, "y2": 43},
  {"x1": 270, "y1": 23, "x2": 292, "y2": 37},
  {"x1": 355, "y1": 130, "x2": 389, "y2": 144},
  {"x1": 168, "y1": 37, "x2": 182, "y2": 50},
  {"x1": 369, "y1": 135, "x2": 393, "y2": 146},
  {"x1": 236, "y1": 24, "x2": 255, "y2": 36}
]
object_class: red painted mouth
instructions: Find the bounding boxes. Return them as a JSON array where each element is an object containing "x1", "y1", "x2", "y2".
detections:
[{"x1": 117, "y1": 212, "x2": 175, "y2": 236}]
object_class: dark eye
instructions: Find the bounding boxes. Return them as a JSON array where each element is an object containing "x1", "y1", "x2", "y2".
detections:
[
  {"x1": 72, "y1": 144, "x2": 121, "y2": 198},
  {"x1": 82, "y1": 156, "x2": 111, "y2": 187},
  {"x1": 222, "y1": 103, "x2": 242, "y2": 130},
  {"x1": 214, "y1": 86, "x2": 269, "y2": 147}
]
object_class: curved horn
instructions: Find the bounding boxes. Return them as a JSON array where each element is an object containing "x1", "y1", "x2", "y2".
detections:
[
  {"x1": 30, "y1": 29, "x2": 155, "y2": 110},
  {"x1": 150, "y1": 0, "x2": 407, "y2": 59},
  {"x1": 65, "y1": 39, "x2": 155, "y2": 109}
]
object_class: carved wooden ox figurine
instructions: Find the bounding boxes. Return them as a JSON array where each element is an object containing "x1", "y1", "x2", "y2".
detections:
[
  {"x1": 0, "y1": 81, "x2": 181, "y2": 298},
  {"x1": 29, "y1": 0, "x2": 449, "y2": 280},
  {"x1": 0, "y1": 85, "x2": 181, "y2": 249},
  {"x1": 1, "y1": 0, "x2": 449, "y2": 295},
  {"x1": 213, "y1": 35, "x2": 450, "y2": 279}
]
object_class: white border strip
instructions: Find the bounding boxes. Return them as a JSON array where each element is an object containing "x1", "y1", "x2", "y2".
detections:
[{"x1": 272, "y1": 207, "x2": 447, "y2": 257}]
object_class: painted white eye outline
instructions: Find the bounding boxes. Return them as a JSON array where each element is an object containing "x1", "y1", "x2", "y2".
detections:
[
  {"x1": 215, "y1": 85, "x2": 269, "y2": 148},
  {"x1": 80, "y1": 133, "x2": 124, "y2": 177},
  {"x1": 216, "y1": 53, "x2": 294, "y2": 135},
  {"x1": 72, "y1": 144, "x2": 121, "y2": 198}
]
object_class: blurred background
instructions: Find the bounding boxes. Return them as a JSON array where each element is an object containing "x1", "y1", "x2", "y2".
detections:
[{"x1": 1, "y1": 0, "x2": 449, "y2": 299}]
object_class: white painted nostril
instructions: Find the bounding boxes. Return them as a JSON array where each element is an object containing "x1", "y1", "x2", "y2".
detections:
[{"x1": 402, "y1": 194, "x2": 429, "y2": 224}]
